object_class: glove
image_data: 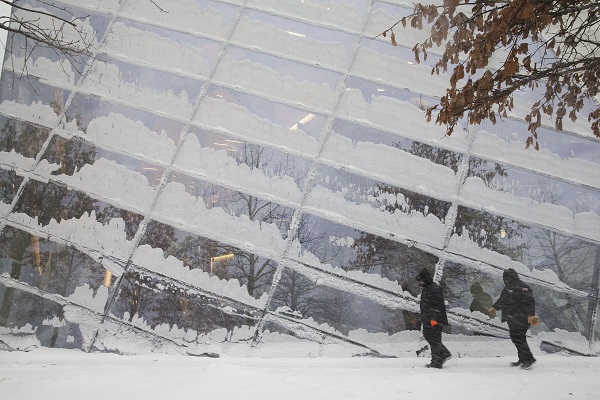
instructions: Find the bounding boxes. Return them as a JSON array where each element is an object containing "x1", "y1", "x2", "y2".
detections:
[
  {"x1": 488, "y1": 307, "x2": 497, "y2": 317},
  {"x1": 430, "y1": 320, "x2": 438, "y2": 326},
  {"x1": 528, "y1": 315, "x2": 540, "y2": 327}
]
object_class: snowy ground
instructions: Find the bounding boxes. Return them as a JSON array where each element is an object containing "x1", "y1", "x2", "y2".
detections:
[{"x1": 1, "y1": 347, "x2": 600, "y2": 400}]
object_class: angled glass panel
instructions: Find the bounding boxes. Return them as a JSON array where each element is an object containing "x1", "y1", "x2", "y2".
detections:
[
  {"x1": 463, "y1": 157, "x2": 600, "y2": 242},
  {"x1": 306, "y1": 163, "x2": 451, "y2": 248},
  {"x1": 472, "y1": 120, "x2": 600, "y2": 189},
  {"x1": 212, "y1": 46, "x2": 341, "y2": 113},
  {"x1": 0, "y1": 71, "x2": 71, "y2": 128},
  {"x1": 366, "y1": 2, "x2": 432, "y2": 51},
  {"x1": 269, "y1": 265, "x2": 411, "y2": 341},
  {"x1": 104, "y1": 19, "x2": 222, "y2": 79},
  {"x1": 175, "y1": 127, "x2": 312, "y2": 204},
  {"x1": 79, "y1": 55, "x2": 205, "y2": 120},
  {"x1": 11, "y1": 179, "x2": 144, "y2": 259},
  {"x1": 451, "y1": 206, "x2": 598, "y2": 294},
  {"x1": 0, "y1": 226, "x2": 117, "y2": 307},
  {"x1": 3, "y1": 3, "x2": 110, "y2": 85},
  {"x1": 109, "y1": 269, "x2": 261, "y2": 343},
  {"x1": 352, "y1": 37, "x2": 449, "y2": 99},
  {"x1": 63, "y1": 93, "x2": 183, "y2": 163},
  {"x1": 120, "y1": 0, "x2": 240, "y2": 40},
  {"x1": 38, "y1": 135, "x2": 166, "y2": 210},
  {"x1": 194, "y1": 85, "x2": 325, "y2": 156},
  {"x1": 155, "y1": 175, "x2": 293, "y2": 257},
  {"x1": 0, "y1": 283, "x2": 90, "y2": 350},
  {"x1": 0, "y1": 115, "x2": 51, "y2": 171},
  {"x1": 288, "y1": 213, "x2": 439, "y2": 288},
  {"x1": 338, "y1": 77, "x2": 469, "y2": 152},
  {"x1": 232, "y1": 9, "x2": 355, "y2": 70},
  {"x1": 136, "y1": 221, "x2": 277, "y2": 300},
  {"x1": 246, "y1": 0, "x2": 370, "y2": 33}
]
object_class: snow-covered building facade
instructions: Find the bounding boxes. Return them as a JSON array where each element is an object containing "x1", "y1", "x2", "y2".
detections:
[{"x1": 0, "y1": 0, "x2": 599, "y2": 356}]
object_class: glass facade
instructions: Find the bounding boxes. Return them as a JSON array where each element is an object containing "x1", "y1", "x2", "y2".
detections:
[{"x1": 0, "y1": 0, "x2": 598, "y2": 356}]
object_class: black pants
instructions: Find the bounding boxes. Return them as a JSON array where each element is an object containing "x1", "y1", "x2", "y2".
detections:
[
  {"x1": 508, "y1": 322, "x2": 535, "y2": 363},
  {"x1": 423, "y1": 324, "x2": 451, "y2": 366}
]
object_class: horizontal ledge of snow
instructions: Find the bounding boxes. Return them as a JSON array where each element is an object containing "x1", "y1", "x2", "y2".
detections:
[
  {"x1": 230, "y1": 16, "x2": 350, "y2": 71},
  {"x1": 0, "y1": 100, "x2": 61, "y2": 128},
  {"x1": 246, "y1": 0, "x2": 365, "y2": 33},
  {"x1": 102, "y1": 22, "x2": 213, "y2": 79},
  {"x1": 447, "y1": 233, "x2": 575, "y2": 290},
  {"x1": 34, "y1": 158, "x2": 157, "y2": 211},
  {"x1": 265, "y1": 312, "x2": 355, "y2": 345},
  {"x1": 194, "y1": 97, "x2": 321, "y2": 156},
  {"x1": 61, "y1": 113, "x2": 178, "y2": 164},
  {"x1": 66, "y1": 284, "x2": 110, "y2": 313},
  {"x1": 448, "y1": 307, "x2": 510, "y2": 336},
  {"x1": 536, "y1": 329, "x2": 595, "y2": 355},
  {"x1": 460, "y1": 177, "x2": 600, "y2": 243},
  {"x1": 79, "y1": 61, "x2": 196, "y2": 120},
  {"x1": 5, "y1": 210, "x2": 134, "y2": 262},
  {"x1": 131, "y1": 244, "x2": 268, "y2": 308},
  {"x1": 337, "y1": 88, "x2": 469, "y2": 152},
  {"x1": 120, "y1": 0, "x2": 232, "y2": 40},
  {"x1": 322, "y1": 130, "x2": 458, "y2": 198},
  {"x1": 0, "y1": 149, "x2": 37, "y2": 172},
  {"x1": 351, "y1": 47, "x2": 451, "y2": 99},
  {"x1": 7, "y1": 56, "x2": 77, "y2": 86},
  {"x1": 0, "y1": 202, "x2": 13, "y2": 217},
  {"x1": 283, "y1": 259, "x2": 416, "y2": 310},
  {"x1": 304, "y1": 185, "x2": 446, "y2": 248},
  {"x1": 174, "y1": 134, "x2": 304, "y2": 204},
  {"x1": 472, "y1": 131, "x2": 600, "y2": 190},
  {"x1": 212, "y1": 55, "x2": 337, "y2": 113},
  {"x1": 153, "y1": 182, "x2": 288, "y2": 258}
]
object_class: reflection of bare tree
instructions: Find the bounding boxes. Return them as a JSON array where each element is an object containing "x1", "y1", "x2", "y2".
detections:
[{"x1": 271, "y1": 269, "x2": 317, "y2": 317}]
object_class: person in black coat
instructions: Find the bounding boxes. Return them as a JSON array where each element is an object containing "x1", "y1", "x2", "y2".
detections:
[
  {"x1": 489, "y1": 268, "x2": 538, "y2": 369},
  {"x1": 416, "y1": 268, "x2": 452, "y2": 368}
]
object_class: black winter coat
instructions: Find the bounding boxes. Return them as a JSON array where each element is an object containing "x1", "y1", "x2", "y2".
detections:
[
  {"x1": 492, "y1": 269, "x2": 535, "y2": 326},
  {"x1": 417, "y1": 269, "x2": 449, "y2": 326}
]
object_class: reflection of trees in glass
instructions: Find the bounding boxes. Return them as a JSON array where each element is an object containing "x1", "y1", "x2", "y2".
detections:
[
  {"x1": 0, "y1": 117, "x2": 51, "y2": 157},
  {"x1": 395, "y1": 140, "x2": 463, "y2": 173},
  {"x1": 0, "y1": 227, "x2": 106, "y2": 346},
  {"x1": 373, "y1": 182, "x2": 451, "y2": 220},
  {"x1": 442, "y1": 262, "x2": 498, "y2": 309},
  {"x1": 271, "y1": 268, "x2": 317, "y2": 317},
  {"x1": 0, "y1": 169, "x2": 23, "y2": 204}
]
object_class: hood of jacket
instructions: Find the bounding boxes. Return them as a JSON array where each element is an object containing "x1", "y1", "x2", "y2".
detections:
[
  {"x1": 503, "y1": 268, "x2": 520, "y2": 285},
  {"x1": 416, "y1": 268, "x2": 434, "y2": 285}
]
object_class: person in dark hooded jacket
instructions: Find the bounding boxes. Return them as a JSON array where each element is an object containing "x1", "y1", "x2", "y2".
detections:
[
  {"x1": 489, "y1": 268, "x2": 538, "y2": 369},
  {"x1": 416, "y1": 268, "x2": 452, "y2": 368}
]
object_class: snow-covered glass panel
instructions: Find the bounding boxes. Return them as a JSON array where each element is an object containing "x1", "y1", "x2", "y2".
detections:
[
  {"x1": 0, "y1": 169, "x2": 23, "y2": 207},
  {"x1": 175, "y1": 127, "x2": 312, "y2": 204},
  {"x1": 0, "y1": 116, "x2": 51, "y2": 171},
  {"x1": 268, "y1": 265, "x2": 413, "y2": 346},
  {"x1": 63, "y1": 94, "x2": 183, "y2": 163},
  {"x1": 338, "y1": 77, "x2": 469, "y2": 152},
  {"x1": 463, "y1": 157, "x2": 600, "y2": 242},
  {"x1": 135, "y1": 221, "x2": 277, "y2": 301},
  {"x1": 36, "y1": 136, "x2": 166, "y2": 210},
  {"x1": 472, "y1": 120, "x2": 600, "y2": 189},
  {"x1": 231, "y1": 9, "x2": 355, "y2": 71},
  {"x1": 246, "y1": 0, "x2": 370, "y2": 33},
  {"x1": 120, "y1": 0, "x2": 240, "y2": 40},
  {"x1": 108, "y1": 268, "x2": 261, "y2": 344},
  {"x1": 79, "y1": 55, "x2": 204, "y2": 120},
  {"x1": 324, "y1": 119, "x2": 461, "y2": 198},
  {"x1": 288, "y1": 213, "x2": 439, "y2": 288},
  {"x1": 194, "y1": 85, "x2": 325, "y2": 156},
  {"x1": 0, "y1": 226, "x2": 117, "y2": 309},
  {"x1": 0, "y1": 72, "x2": 71, "y2": 128},
  {"x1": 102, "y1": 19, "x2": 222, "y2": 79},
  {"x1": 212, "y1": 46, "x2": 341, "y2": 113},
  {"x1": 306, "y1": 163, "x2": 451, "y2": 248},
  {"x1": 10, "y1": 179, "x2": 144, "y2": 248},
  {"x1": 0, "y1": 282, "x2": 91, "y2": 351},
  {"x1": 451, "y1": 206, "x2": 599, "y2": 293}
]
